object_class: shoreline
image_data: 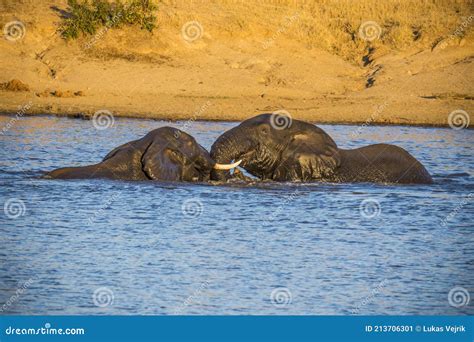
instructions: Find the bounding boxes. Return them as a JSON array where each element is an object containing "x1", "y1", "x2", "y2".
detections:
[
  {"x1": 0, "y1": 110, "x2": 461, "y2": 129},
  {"x1": 0, "y1": 91, "x2": 470, "y2": 128}
]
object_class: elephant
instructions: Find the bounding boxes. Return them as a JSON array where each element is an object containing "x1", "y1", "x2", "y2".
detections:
[
  {"x1": 45, "y1": 127, "x2": 240, "y2": 181},
  {"x1": 210, "y1": 114, "x2": 433, "y2": 184}
]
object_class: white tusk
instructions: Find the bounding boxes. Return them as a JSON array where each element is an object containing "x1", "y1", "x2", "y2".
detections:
[{"x1": 213, "y1": 160, "x2": 242, "y2": 170}]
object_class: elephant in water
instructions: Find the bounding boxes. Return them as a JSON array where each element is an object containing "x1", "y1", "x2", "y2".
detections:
[
  {"x1": 210, "y1": 114, "x2": 433, "y2": 184},
  {"x1": 45, "y1": 127, "x2": 240, "y2": 181}
]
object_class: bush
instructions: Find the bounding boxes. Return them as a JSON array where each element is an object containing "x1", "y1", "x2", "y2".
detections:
[{"x1": 60, "y1": 0, "x2": 157, "y2": 40}]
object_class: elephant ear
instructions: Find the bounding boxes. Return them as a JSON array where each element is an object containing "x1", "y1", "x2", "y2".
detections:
[
  {"x1": 141, "y1": 141, "x2": 182, "y2": 181},
  {"x1": 273, "y1": 131, "x2": 341, "y2": 181}
]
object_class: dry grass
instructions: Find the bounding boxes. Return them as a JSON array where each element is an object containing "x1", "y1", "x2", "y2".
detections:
[
  {"x1": 3, "y1": 0, "x2": 472, "y2": 65},
  {"x1": 156, "y1": 0, "x2": 473, "y2": 64},
  {"x1": 292, "y1": 0, "x2": 473, "y2": 63}
]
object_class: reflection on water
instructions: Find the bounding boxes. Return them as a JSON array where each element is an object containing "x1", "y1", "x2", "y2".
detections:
[{"x1": 0, "y1": 115, "x2": 473, "y2": 315}]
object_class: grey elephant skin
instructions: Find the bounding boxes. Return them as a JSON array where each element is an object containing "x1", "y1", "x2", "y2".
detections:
[
  {"x1": 210, "y1": 114, "x2": 433, "y2": 184},
  {"x1": 45, "y1": 127, "x2": 216, "y2": 181}
]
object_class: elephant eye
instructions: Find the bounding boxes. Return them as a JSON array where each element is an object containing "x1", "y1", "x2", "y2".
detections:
[{"x1": 260, "y1": 126, "x2": 269, "y2": 135}]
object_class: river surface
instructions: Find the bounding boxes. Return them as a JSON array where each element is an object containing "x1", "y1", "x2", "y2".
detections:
[{"x1": 0, "y1": 115, "x2": 473, "y2": 315}]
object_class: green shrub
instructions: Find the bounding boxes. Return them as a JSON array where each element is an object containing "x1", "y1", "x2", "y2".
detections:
[{"x1": 60, "y1": 0, "x2": 157, "y2": 40}]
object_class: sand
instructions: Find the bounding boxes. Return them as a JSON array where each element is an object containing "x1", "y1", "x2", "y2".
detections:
[{"x1": 0, "y1": 0, "x2": 473, "y2": 126}]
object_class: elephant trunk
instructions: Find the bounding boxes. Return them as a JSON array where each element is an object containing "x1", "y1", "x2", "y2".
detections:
[
  {"x1": 194, "y1": 147, "x2": 217, "y2": 172},
  {"x1": 210, "y1": 127, "x2": 251, "y2": 181}
]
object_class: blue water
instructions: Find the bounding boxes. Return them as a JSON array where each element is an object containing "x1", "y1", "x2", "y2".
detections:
[{"x1": 0, "y1": 115, "x2": 473, "y2": 315}]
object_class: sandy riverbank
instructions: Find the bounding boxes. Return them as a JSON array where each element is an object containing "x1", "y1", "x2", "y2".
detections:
[{"x1": 1, "y1": 0, "x2": 473, "y2": 126}]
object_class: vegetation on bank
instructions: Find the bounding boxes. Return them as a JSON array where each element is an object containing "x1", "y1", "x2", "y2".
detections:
[{"x1": 60, "y1": 0, "x2": 157, "y2": 40}]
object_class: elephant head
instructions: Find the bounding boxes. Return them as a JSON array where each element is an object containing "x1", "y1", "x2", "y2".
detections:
[
  {"x1": 210, "y1": 114, "x2": 341, "y2": 181},
  {"x1": 135, "y1": 127, "x2": 216, "y2": 181},
  {"x1": 46, "y1": 127, "x2": 239, "y2": 181}
]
